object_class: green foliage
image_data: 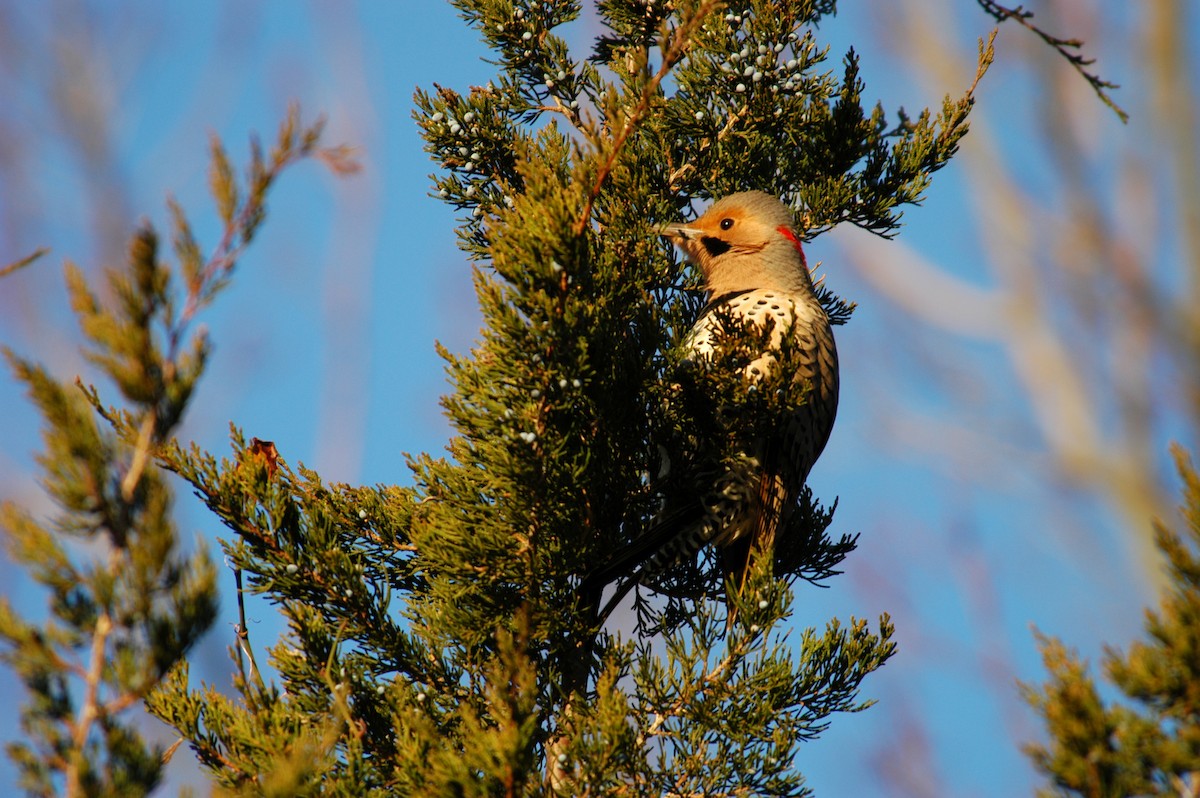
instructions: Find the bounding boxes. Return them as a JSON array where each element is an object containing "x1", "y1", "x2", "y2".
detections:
[
  {"x1": 0, "y1": 237, "x2": 219, "y2": 797},
  {"x1": 1023, "y1": 444, "x2": 1200, "y2": 797},
  {"x1": 610, "y1": 574, "x2": 894, "y2": 795},
  {"x1": 0, "y1": 106, "x2": 347, "y2": 797}
]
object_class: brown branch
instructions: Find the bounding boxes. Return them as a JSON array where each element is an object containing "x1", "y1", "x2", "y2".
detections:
[
  {"x1": 119, "y1": 412, "x2": 156, "y2": 502},
  {"x1": 66, "y1": 612, "x2": 112, "y2": 798},
  {"x1": 0, "y1": 247, "x2": 49, "y2": 279}
]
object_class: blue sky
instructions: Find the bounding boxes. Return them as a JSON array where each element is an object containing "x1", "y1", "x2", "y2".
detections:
[{"x1": 1, "y1": 1, "x2": 1194, "y2": 795}]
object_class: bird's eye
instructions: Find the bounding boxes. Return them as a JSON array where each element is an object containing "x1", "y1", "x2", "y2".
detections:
[{"x1": 719, "y1": 218, "x2": 735, "y2": 231}]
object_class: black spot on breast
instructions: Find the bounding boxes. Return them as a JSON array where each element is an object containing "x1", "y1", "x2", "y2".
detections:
[{"x1": 701, "y1": 236, "x2": 731, "y2": 257}]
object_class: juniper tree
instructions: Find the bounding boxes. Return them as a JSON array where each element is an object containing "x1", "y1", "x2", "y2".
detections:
[
  {"x1": 2, "y1": 2, "x2": 1014, "y2": 796},
  {"x1": 1022, "y1": 444, "x2": 1200, "y2": 798}
]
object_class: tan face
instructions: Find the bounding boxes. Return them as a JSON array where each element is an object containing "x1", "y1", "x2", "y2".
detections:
[{"x1": 661, "y1": 191, "x2": 799, "y2": 280}]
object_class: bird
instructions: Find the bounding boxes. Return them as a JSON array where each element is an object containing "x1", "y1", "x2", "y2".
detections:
[{"x1": 591, "y1": 190, "x2": 839, "y2": 620}]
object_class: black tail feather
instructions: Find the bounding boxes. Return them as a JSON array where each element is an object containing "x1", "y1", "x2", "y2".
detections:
[{"x1": 583, "y1": 500, "x2": 709, "y2": 625}]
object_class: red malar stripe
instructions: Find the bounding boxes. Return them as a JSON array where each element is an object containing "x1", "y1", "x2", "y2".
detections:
[{"x1": 776, "y1": 225, "x2": 806, "y2": 261}]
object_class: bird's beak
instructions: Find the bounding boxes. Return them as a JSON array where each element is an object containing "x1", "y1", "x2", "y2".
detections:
[{"x1": 660, "y1": 222, "x2": 703, "y2": 243}]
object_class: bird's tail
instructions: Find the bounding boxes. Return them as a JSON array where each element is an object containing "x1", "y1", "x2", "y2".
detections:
[{"x1": 584, "y1": 500, "x2": 715, "y2": 625}]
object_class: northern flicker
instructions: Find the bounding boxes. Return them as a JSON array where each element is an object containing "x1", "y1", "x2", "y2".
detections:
[{"x1": 591, "y1": 190, "x2": 839, "y2": 618}]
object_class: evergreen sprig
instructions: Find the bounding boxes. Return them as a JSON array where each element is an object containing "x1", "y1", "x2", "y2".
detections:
[
  {"x1": 0, "y1": 106, "x2": 351, "y2": 798},
  {"x1": 1022, "y1": 444, "x2": 1200, "y2": 797}
]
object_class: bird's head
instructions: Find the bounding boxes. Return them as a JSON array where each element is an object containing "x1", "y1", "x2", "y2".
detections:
[{"x1": 662, "y1": 191, "x2": 809, "y2": 295}]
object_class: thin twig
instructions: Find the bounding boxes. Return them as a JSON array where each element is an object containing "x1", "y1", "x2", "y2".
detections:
[
  {"x1": 0, "y1": 247, "x2": 49, "y2": 279},
  {"x1": 232, "y1": 565, "x2": 265, "y2": 702},
  {"x1": 975, "y1": 0, "x2": 1128, "y2": 122}
]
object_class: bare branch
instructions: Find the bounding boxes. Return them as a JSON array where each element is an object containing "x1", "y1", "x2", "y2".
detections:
[
  {"x1": 975, "y1": 0, "x2": 1128, "y2": 122},
  {"x1": 0, "y1": 247, "x2": 49, "y2": 279}
]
